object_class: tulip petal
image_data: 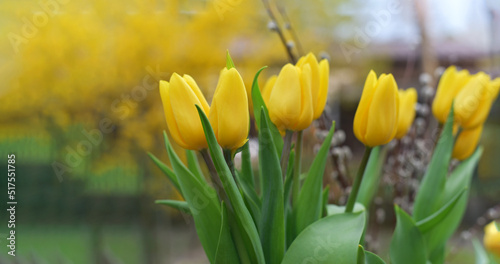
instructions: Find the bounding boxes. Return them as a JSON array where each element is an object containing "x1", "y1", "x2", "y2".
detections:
[
  {"x1": 353, "y1": 70, "x2": 378, "y2": 144},
  {"x1": 159, "y1": 80, "x2": 189, "y2": 149},
  {"x1": 432, "y1": 67, "x2": 470, "y2": 123},
  {"x1": 209, "y1": 68, "x2": 249, "y2": 150},
  {"x1": 268, "y1": 64, "x2": 302, "y2": 131},
  {"x1": 395, "y1": 88, "x2": 417, "y2": 139},
  {"x1": 183, "y1": 74, "x2": 210, "y2": 114},
  {"x1": 461, "y1": 76, "x2": 500, "y2": 128},
  {"x1": 455, "y1": 72, "x2": 490, "y2": 127},
  {"x1": 364, "y1": 74, "x2": 398, "y2": 147},
  {"x1": 293, "y1": 64, "x2": 313, "y2": 131},
  {"x1": 169, "y1": 73, "x2": 208, "y2": 150},
  {"x1": 452, "y1": 125, "x2": 483, "y2": 160},
  {"x1": 314, "y1": 59, "x2": 329, "y2": 119},
  {"x1": 297, "y1": 53, "x2": 320, "y2": 110},
  {"x1": 261, "y1": 75, "x2": 277, "y2": 105}
]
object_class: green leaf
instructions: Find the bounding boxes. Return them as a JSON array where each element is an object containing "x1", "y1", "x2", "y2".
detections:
[
  {"x1": 472, "y1": 239, "x2": 489, "y2": 264},
  {"x1": 413, "y1": 106, "x2": 455, "y2": 221},
  {"x1": 214, "y1": 201, "x2": 242, "y2": 264},
  {"x1": 240, "y1": 142, "x2": 256, "y2": 189},
  {"x1": 196, "y1": 105, "x2": 266, "y2": 264},
  {"x1": 416, "y1": 188, "x2": 466, "y2": 233},
  {"x1": 390, "y1": 205, "x2": 427, "y2": 264},
  {"x1": 327, "y1": 203, "x2": 366, "y2": 216},
  {"x1": 364, "y1": 250, "x2": 386, "y2": 264},
  {"x1": 226, "y1": 50, "x2": 235, "y2": 69},
  {"x1": 357, "y1": 245, "x2": 366, "y2": 264},
  {"x1": 155, "y1": 200, "x2": 190, "y2": 214},
  {"x1": 251, "y1": 66, "x2": 283, "y2": 156},
  {"x1": 258, "y1": 108, "x2": 285, "y2": 264},
  {"x1": 148, "y1": 152, "x2": 181, "y2": 193},
  {"x1": 356, "y1": 146, "x2": 385, "y2": 209},
  {"x1": 282, "y1": 211, "x2": 366, "y2": 264},
  {"x1": 423, "y1": 147, "x2": 483, "y2": 257},
  {"x1": 238, "y1": 143, "x2": 261, "y2": 212},
  {"x1": 294, "y1": 121, "x2": 335, "y2": 236},
  {"x1": 163, "y1": 132, "x2": 239, "y2": 264},
  {"x1": 186, "y1": 150, "x2": 204, "y2": 181},
  {"x1": 321, "y1": 185, "x2": 329, "y2": 218}
]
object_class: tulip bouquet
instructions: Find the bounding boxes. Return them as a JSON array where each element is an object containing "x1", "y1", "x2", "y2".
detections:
[{"x1": 149, "y1": 50, "x2": 500, "y2": 263}]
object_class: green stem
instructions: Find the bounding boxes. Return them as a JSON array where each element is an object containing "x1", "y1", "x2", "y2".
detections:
[
  {"x1": 200, "y1": 149, "x2": 229, "y2": 206},
  {"x1": 345, "y1": 146, "x2": 373, "y2": 213},
  {"x1": 280, "y1": 130, "x2": 294, "y2": 179},
  {"x1": 292, "y1": 130, "x2": 303, "y2": 206},
  {"x1": 223, "y1": 149, "x2": 237, "y2": 179}
]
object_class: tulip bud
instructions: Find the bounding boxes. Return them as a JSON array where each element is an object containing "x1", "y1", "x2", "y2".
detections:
[
  {"x1": 432, "y1": 66, "x2": 471, "y2": 123},
  {"x1": 452, "y1": 125, "x2": 483, "y2": 160},
  {"x1": 484, "y1": 221, "x2": 500, "y2": 258},
  {"x1": 267, "y1": 63, "x2": 313, "y2": 131},
  {"x1": 209, "y1": 67, "x2": 249, "y2": 150},
  {"x1": 455, "y1": 73, "x2": 500, "y2": 129},
  {"x1": 296, "y1": 53, "x2": 330, "y2": 119},
  {"x1": 353, "y1": 70, "x2": 399, "y2": 147},
  {"x1": 261, "y1": 75, "x2": 277, "y2": 105},
  {"x1": 395, "y1": 88, "x2": 417, "y2": 139},
  {"x1": 159, "y1": 74, "x2": 210, "y2": 150}
]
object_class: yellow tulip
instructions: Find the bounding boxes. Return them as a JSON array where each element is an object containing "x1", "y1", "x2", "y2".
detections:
[
  {"x1": 159, "y1": 73, "x2": 210, "y2": 150},
  {"x1": 452, "y1": 125, "x2": 483, "y2": 160},
  {"x1": 432, "y1": 66, "x2": 471, "y2": 123},
  {"x1": 267, "y1": 63, "x2": 313, "y2": 131},
  {"x1": 261, "y1": 75, "x2": 277, "y2": 105},
  {"x1": 484, "y1": 221, "x2": 500, "y2": 258},
  {"x1": 395, "y1": 88, "x2": 418, "y2": 139},
  {"x1": 296, "y1": 53, "x2": 330, "y2": 119},
  {"x1": 353, "y1": 70, "x2": 399, "y2": 147},
  {"x1": 209, "y1": 67, "x2": 249, "y2": 150},
  {"x1": 455, "y1": 74, "x2": 500, "y2": 129}
]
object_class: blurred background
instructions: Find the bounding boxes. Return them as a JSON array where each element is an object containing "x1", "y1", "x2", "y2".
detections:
[{"x1": 0, "y1": 0, "x2": 499, "y2": 263}]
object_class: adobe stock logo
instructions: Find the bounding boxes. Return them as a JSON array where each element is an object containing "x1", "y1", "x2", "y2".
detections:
[{"x1": 339, "y1": 0, "x2": 404, "y2": 63}]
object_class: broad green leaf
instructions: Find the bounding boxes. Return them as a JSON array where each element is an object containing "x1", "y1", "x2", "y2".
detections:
[
  {"x1": 294, "y1": 122, "x2": 335, "y2": 236},
  {"x1": 226, "y1": 50, "x2": 235, "y2": 69},
  {"x1": 196, "y1": 106, "x2": 266, "y2": 264},
  {"x1": 364, "y1": 250, "x2": 386, "y2": 264},
  {"x1": 251, "y1": 66, "x2": 283, "y2": 156},
  {"x1": 282, "y1": 211, "x2": 366, "y2": 264},
  {"x1": 327, "y1": 203, "x2": 366, "y2": 216},
  {"x1": 413, "y1": 106, "x2": 455, "y2": 221},
  {"x1": 148, "y1": 152, "x2": 181, "y2": 193},
  {"x1": 472, "y1": 239, "x2": 489, "y2": 264},
  {"x1": 155, "y1": 200, "x2": 190, "y2": 214},
  {"x1": 258, "y1": 108, "x2": 285, "y2": 264},
  {"x1": 327, "y1": 203, "x2": 368, "y2": 244},
  {"x1": 416, "y1": 188, "x2": 466, "y2": 233},
  {"x1": 186, "y1": 150, "x2": 204, "y2": 182},
  {"x1": 423, "y1": 147, "x2": 483, "y2": 257},
  {"x1": 356, "y1": 146, "x2": 385, "y2": 208},
  {"x1": 163, "y1": 133, "x2": 239, "y2": 264},
  {"x1": 390, "y1": 205, "x2": 427, "y2": 264}
]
